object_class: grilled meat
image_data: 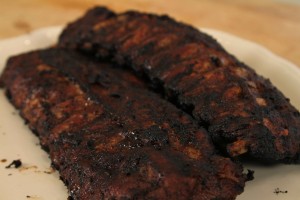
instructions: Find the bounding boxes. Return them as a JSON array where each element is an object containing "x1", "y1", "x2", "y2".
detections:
[
  {"x1": 59, "y1": 7, "x2": 300, "y2": 162},
  {"x1": 0, "y1": 48, "x2": 247, "y2": 199}
]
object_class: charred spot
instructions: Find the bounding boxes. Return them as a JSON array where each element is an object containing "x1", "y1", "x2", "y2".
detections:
[
  {"x1": 210, "y1": 56, "x2": 221, "y2": 67},
  {"x1": 89, "y1": 177, "x2": 94, "y2": 183},
  {"x1": 87, "y1": 140, "x2": 95, "y2": 150},
  {"x1": 126, "y1": 100, "x2": 133, "y2": 108},
  {"x1": 87, "y1": 73, "x2": 98, "y2": 83},
  {"x1": 246, "y1": 169, "x2": 254, "y2": 181},
  {"x1": 116, "y1": 121, "x2": 124, "y2": 128},
  {"x1": 60, "y1": 133, "x2": 83, "y2": 147},
  {"x1": 42, "y1": 120, "x2": 54, "y2": 132},
  {"x1": 181, "y1": 162, "x2": 193, "y2": 175},
  {"x1": 40, "y1": 143, "x2": 50, "y2": 153},
  {"x1": 149, "y1": 77, "x2": 163, "y2": 90},
  {"x1": 120, "y1": 155, "x2": 143, "y2": 175},
  {"x1": 141, "y1": 126, "x2": 169, "y2": 147},
  {"x1": 75, "y1": 138, "x2": 83, "y2": 146},
  {"x1": 159, "y1": 14, "x2": 172, "y2": 21},
  {"x1": 139, "y1": 42, "x2": 155, "y2": 54},
  {"x1": 91, "y1": 6, "x2": 116, "y2": 17},
  {"x1": 113, "y1": 53, "x2": 126, "y2": 65},
  {"x1": 38, "y1": 69, "x2": 54, "y2": 76},
  {"x1": 198, "y1": 111, "x2": 212, "y2": 124},
  {"x1": 274, "y1": 105, "x2": 287, "y2": 110},
  {"x1": 67, "y1": 196, "x2": 74, "y2": 200},
  {"x1": 5, "y1": 159, "x2": 22, "y2": 169},
  {"x1": 5, "y1": 89, "x2": 12, "y2": 100},
  {"x1": 39, "y1": 80, "x2": 54, "y2": 89},
  {"x1": 24, "y1": 118, "x2": 29, "y2": 125},
  {"x1": 110, "y1": 93, "x2": 121, "y2": 98},
  {"x1": 188, "y1": 63, "x2": 195, "y2": 68},
  {"x1": 0, "y1": 79, "x2": 4, "y2": 88},
  {"x1": 165, "y1": 87, "x2": 180, "y2": 105},
  {"x1": 293, "y1": 111, "x2": 300, "y2": 117},
  {"x1": 41, "y1": 101, "x2": 51, "y2": 110},
  {"x1": 201, "y1": 179, "x2": 207, "y2": 186},
  {"x1": 180, "y1": 102, "x2": 195, "y2": 115},
  {"x1": 88, "y1": 72, "x2": 111, "y2": 88},
  {"x1": 95, "y1": 47, "x2": 111, "y2": 59}
]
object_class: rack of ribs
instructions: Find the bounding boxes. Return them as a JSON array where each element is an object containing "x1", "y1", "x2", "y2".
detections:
[
  {"x1": 59, "y1": 7, "x2": 300, "y2": 162},
  {"x1": 0, "y1": 48, "x2": 247, "y2": 199}
]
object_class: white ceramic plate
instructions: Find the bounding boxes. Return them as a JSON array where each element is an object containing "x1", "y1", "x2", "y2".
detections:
[{"x1": 0, "y1": 26, "x2": 300, "y2": 200}]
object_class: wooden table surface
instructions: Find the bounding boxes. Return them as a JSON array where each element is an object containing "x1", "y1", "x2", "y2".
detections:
[{"x1": 1, "y1": 0, "x2": 300, "y2": 67}]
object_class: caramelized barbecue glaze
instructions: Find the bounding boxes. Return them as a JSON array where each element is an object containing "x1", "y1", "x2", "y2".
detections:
[
  {"x1": 0, "y1": 48, "x2": 247, "y2": 199},
  {"x1": 59, "y1": 7, "x2": 300, "y2": 162}
]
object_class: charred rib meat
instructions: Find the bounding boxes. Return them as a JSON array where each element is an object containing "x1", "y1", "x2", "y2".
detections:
[
  {"x1": 0, "y1": 48, "x2": 247, "y2": 199},
  {"x1": 59, "y1": 7, "x2": 300, "y2": 162}
]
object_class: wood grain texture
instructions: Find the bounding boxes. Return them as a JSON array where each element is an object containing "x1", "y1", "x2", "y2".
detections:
[{"x1": 0, "y1": 0, "x2": 299, "y2": 67}]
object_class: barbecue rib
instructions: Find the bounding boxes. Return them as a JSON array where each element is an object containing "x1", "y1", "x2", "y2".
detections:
[
  {"x1": 59, "y1": 7, "x2": 300, "y2": 162},
  {"x1": 0, "y1": 48, "x2": 247, "y2": 199}
]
